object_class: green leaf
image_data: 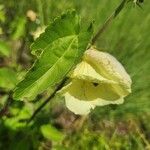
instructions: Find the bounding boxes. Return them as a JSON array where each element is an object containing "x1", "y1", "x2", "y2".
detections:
[
  {"x1": 4, "y1": 104, "x2": 33, "y2": 130},
  {"x1": 0, "y1": 5, "x2": 5, "y2": 22},
  {"x1": 31, "y1": 10, "x2": 80, "y2": 56},
  {"x1": 13, "y1": 10, "x2": 93, "y2": 100},
  {"x1": 0, "y1": 95, "x2": 8, "y2": 108},
  {"x1": 11, "y1": 17, "x2": 26, "y2": 40},
  {"x1": 0, "y1": 67, "x2": 18, "y2": 90},
  {"x1": 40, "y1": 124, "x2": 64, "y2": 141},
  {"x1": 0, "y1": 41, "x2": 11, "y2": 57}
]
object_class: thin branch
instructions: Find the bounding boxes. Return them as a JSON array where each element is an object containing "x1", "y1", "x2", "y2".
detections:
[
  {"x1": 27, "y1": 77, "x2": 68, "y2": 124},
  {"x1": 91, "y1": 0, "x2": 127, "y2": 45}
]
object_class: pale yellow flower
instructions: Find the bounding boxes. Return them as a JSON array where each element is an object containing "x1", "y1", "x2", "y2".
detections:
[{"x1": 60, "y1": 48, "x2": 132, "y2": 115}]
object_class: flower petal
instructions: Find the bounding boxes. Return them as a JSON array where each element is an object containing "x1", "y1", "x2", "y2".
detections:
[
  {"x1": 65, "y1": 93, "x2": 95, "y2": 115},
  {"x1": 71, "y1": 61, "x2": 116, "y2": 84},
  {"x1": 84, "y1": 49, "x2": 132, "y2": 96},
  {"x1": 61, "y1": 79, "x2": 124, "y2": 115}
]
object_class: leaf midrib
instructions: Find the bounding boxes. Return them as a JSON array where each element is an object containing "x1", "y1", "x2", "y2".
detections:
[
  {"x1": 32, "y1": 33, "x2": 79, "y2": 54},
  {"x1": 17, "y1": 35, "x2": 78, "y2": 98}
]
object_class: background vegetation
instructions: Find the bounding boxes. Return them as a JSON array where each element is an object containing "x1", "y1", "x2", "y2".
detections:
[{"x1": 0, "y1": 0, "x2": 150, "y2": 149}]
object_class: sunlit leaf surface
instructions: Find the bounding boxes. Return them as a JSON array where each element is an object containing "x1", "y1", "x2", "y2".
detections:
[{"x1": 13, "y1": 11, "x2": 93, "y2": 100}]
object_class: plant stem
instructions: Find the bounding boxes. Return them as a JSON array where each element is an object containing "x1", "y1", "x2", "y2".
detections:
[
  {"x1": 27, "y1": 77, "x2": 68, "y2": 124},
  {"x1": 91, "y1": 0, "x2": 127, "y2": 45}
]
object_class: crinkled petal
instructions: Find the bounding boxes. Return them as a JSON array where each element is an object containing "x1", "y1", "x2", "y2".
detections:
[
  {"x1": 60, "y1": 79, "x2": 124, "y2": 115},
  {"x1": 84, "y1": 49, "x2": 132, "y2": 96},
  {"x1": 71, "y1": 61, "x2": 116, "y2": 84}
]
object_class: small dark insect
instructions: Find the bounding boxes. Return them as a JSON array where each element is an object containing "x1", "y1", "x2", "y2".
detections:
[{"x1": 92, "y1": 82, "x2": 99, "y2": 87}]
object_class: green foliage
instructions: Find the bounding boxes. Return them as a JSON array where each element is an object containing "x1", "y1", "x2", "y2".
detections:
[
  {"x1": 13, "y1": 10, "x2": 93, "y2": 100},
  {"x1": 4, "y1": 103, "x2": 32, "y2": 129},
  {"x1": 0, "y1": 67, "x2": 17, "y2": 90},
  {"x1": 0, "y1": 5, "x2": 5, "y2": 22},
  {"x1": 0, "y1": 41, "x2": 11, "y2": 57},
  {"x1": 11, "y1": 17, "x2": 26, "y2": 40},
  {"x1": 64, "y1": 120, "x2": 148, "y2": 150},
  {"x1": 41, "y1": 124, "x2": 64, "y2": 141}
]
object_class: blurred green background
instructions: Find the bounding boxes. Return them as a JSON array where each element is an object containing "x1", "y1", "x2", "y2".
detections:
[{"x1": 0, "y1": 0, "x2": 150, "y2": 149}]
